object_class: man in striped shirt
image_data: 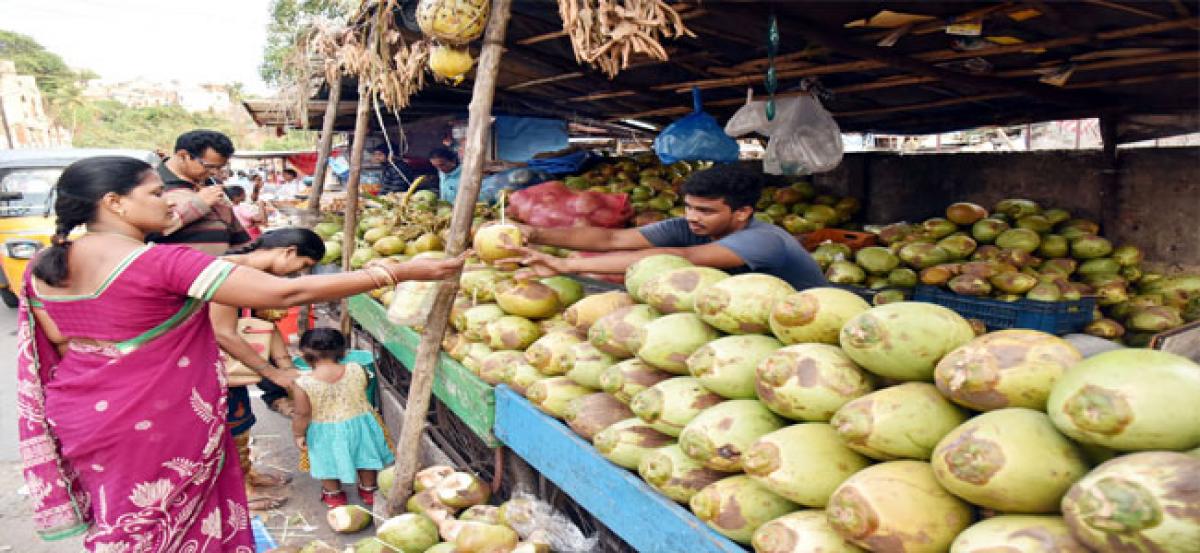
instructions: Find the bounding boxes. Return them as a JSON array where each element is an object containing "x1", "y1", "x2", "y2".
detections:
[{"x1": 151, "y1": 130, "x2": 252, "y2": 255}]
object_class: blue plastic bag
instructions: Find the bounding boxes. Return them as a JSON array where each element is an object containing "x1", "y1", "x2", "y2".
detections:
[
  {"x1": 480, "y1": 167, "x2": 553, "y2": 203},
  {"x1": 653, "y1": 87, "x2": 740, "y2": 164}
]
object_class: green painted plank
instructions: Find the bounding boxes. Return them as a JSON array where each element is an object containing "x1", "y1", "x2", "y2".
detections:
[{"x1": 348, "y1": 294, "x2": 498, "y2": 447}]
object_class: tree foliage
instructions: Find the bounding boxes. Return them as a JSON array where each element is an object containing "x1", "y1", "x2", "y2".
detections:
[
  {"x1": 65, "y1": 100, "x2": 247, "y2": 151},
  {"x1": 260, "y1": 0, "x2": 350, "y2": 85},
  {"x1": 0, "y1": 29, "x2": 92, "y2": 117}
]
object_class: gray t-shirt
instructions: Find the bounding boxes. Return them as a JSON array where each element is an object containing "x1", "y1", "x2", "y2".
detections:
[{"x1": 639, "y1": 218, "x2": 828, "y2": 290}]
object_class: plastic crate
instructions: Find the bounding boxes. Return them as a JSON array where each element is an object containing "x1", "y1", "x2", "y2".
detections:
[
  {"x1": 912, "y1": 286, "x2": 1096, "y2": 335},
  {"x1": 801, "y1": 228, "x2": 878, "y2": 252}
]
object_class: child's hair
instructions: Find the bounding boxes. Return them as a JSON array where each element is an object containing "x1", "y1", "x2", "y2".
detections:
[{"x1": 300, "y1": 327, "x2": 347, "y2": 363}]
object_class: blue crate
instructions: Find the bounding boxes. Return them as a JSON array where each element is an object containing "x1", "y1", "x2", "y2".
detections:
[{"x1": 912, "y1": 286, "x2": 1096, "y2": 335}]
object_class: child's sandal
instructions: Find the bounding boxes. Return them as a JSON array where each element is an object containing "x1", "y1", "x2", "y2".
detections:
[
  {"x1": 321, "y1": 489, "x2": 348, "y2": 509},
  {"x1": 357, "y1": 485, "x2": 378, "y2": 507}
]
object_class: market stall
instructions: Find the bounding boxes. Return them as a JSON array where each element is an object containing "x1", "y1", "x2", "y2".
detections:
[{"x1": 248, "y1": 1, "x2": 1200, "y2": 551}]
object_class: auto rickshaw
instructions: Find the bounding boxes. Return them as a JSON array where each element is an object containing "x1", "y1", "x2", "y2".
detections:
[{"x1": 0, "y1": 149, "x2": 159, "y2": 307}]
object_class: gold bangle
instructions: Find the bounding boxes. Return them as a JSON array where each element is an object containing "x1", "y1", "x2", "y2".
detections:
[{"x1": 362, "y1": 267, "x2": 387, "y2": 289}]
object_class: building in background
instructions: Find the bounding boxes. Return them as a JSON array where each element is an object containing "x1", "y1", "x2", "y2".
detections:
[
  {"x1": 83, "y1": 78, "x2": 233, "y2": 114},
  {"x1": 0, "y1": 60, "x2": 70, "y2": 149}
]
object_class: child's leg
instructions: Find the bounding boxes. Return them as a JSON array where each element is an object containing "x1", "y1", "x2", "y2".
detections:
[
  {"x1": 321, "y1": 479, "x2": 342, "y2": 493},
  {"x1": 357, "y1": 470, "x2": 378, "y2": 488}
]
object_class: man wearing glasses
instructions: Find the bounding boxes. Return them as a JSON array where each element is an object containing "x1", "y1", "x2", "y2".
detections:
[{"x1": 152, "y1": 129, "x2": 252, "y2": 255}]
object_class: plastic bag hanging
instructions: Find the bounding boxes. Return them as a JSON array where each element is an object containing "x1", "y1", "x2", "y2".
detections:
[
  {"x1": 762, "y1": 95, "x2": 844, "y2": 175},
  {"x1": 725, "y1": 88, "x2": 772, "y2": 138},
  {"x1": 653, "y1": 87, "x2": 741, "y2": 164}
]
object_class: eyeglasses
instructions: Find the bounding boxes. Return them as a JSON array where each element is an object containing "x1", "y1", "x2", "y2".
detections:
[{"x1": 190, "y1": 155, "x2": 226, "y2": 171}]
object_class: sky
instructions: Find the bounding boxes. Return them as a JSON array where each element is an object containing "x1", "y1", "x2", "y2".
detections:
[{"x1": 0, "y1": 0, "x2": 276, "y2": 94}]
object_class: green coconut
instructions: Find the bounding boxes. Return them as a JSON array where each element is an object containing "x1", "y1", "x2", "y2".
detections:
[
  {"x1": 478, "y1": 351, "x2": 528, "y2": 386},
  {"x1": 950, "y1": 515, "x2": 1089, "y2": 553},
  {"x1": 932, "y1": 408, "x2": 1089, "y2": 513},
  {"x1": 1061, "y1": 451, "x2": 1200, "y2": 552},
  {"x1": 1071, "y1": 235, "x2": 1114, "y2": 259},
  {"x1": 831, "y1": 382, "x2": 969, "y2": 461},
  {"x1": 433, "y1": 472, "x2": 490, "y2": 510},
  {"x1": 630, "y1": 377, "x2": 724, "y2": 437},
  {"x1": 826, "y1": 261, "x2": 866, "y2": 285},
  {"x1": 934, "y1": 329, "x2": 1083, "y2": 411},
  {"x1": 457, "y1": 304, "x2": 506, "y2": 342},
  {"x1": 923, "y1": 218, "x2": 959, "y2": 239},
  {"x1": 679, "y1": 400, "x2": 787, "y2": 472},
  {"x1": 898, "y1": 243, "x2": 953, "y2": 269},
  {"x1": 768, "y1": 288, "x2": 870, "y2": 346},
  {"x1": 641, "y1": 266, "x2": 731, "y2": 314},
  {"x1": 600, "y1": 358, "x2": 674, "y2": 404},
  {"x1": 635, "y1": 313, "x2": 720, "y2": 374},
  {"x1": 995, "y1": 198, "x2": 1041, "y2": 219},
  {"x1": 525, "y1": 377, "x2": 593, "y2": 418},
  {"x1": 564, "y1": 342, "x2": 617, "y2": 389},
  {"x1": 564, "y1": 392, "x2": 633, "y2": 440},
  {"x1": 1017, "y1": 214, "x2": 1053, "y2": 234},
  {"x1": 690, "y1": 475, "x2": 799, "y2": 544},
  {"x1": 1112, "y1": 244, "x2": 1145, "y2": 267},
  {"x1": 839, "y1": 302, "x2": 976, "y2": 381},
  {"x1": 459, "y1": 343, "x2": 493, "y2": 374},
  {"x1": 946, "y1": 202, "x2": 988, "y2": 226},
  {"x1": 743, "y1": 423, "x2": 871, "y2": 507},
  {"x1": 971, "y1": 218, "x2": 1010, "y2": 244},
  {"x1": 813, "y1": 243, "x2": 853, "y2": 268},
  {"x1": 453, "y1": 522, "x2": 519, "y2": 553},
  {"x1": 625, "y1": 254, "x2": 693, "y2": 302},
  {"x1": 686, "y1": 335, "x2": 782, "y2": 399},
  {"x1": 855, "y1": 247, "x2": 900, "y2": 275},
  {"x1": 887, "y1": 268, "x2": 918, "y2": 288},
  {"x1": 494, "y1": 280, "x2": 561, "y2": 319},
  {"x1": 563, "y1": 291, "x2": 634, "y2": 333},
  {"x1": 1038, "y1": 234, "x2": 1070, "y2": 259},
  {"x1": 938, "y1": 235, "x2": 978, "y2": 260},
  {"x1": 995, "y1": 228, "x2": 1042, "y2": 253},
  {"x1": 503, "y1": 361, "x2": 547, "y2": 396},
  {"x1": 377, "y1": 513, "x2": 440, "y2": 553},
  {"x1": 327, "y1": 505, "x2": 373, "y2": 533},
  {"x1": 524, "y1": 331, "x2": 583, "y2": 376},
  {"x1": 695, "y1": 274, "x2": 796, "y2": 334},
  {"x1": 484, "y1": 315, "x2": 542, "y2": 351},
  {"x1": 638, "y1": 443, "x2": 726, "y2": 504},
  {"x1": 593, "y1": 418, "x2": 675, "y2": 469},
  {"x1": 539, "y1": 275, "x2": 584, "y2": 307},
  {"x1": 588, "y1": 304, "x2": 661, "y2": 358},
  {"x1": 752, "y1": 511, "x2": 866, "y2": 553},
  {"x1": 1047, "y1": 349, "x2": 1200, "y2": 451},
  {"x1": 754, "y1": 344, "x2": 874, "y2": 422},
  {"x1": 826, "y1": 461, "x2": 973, "y2": 553}
]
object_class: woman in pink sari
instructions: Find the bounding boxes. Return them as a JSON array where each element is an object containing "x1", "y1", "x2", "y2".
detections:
[{"x1": 17, "y1": 156, "x2": 465, "y2": 551}]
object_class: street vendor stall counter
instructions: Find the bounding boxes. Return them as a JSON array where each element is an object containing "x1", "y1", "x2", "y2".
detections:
[{"x1": 346, "y1": 293, "x2": 745, "y2": 552}]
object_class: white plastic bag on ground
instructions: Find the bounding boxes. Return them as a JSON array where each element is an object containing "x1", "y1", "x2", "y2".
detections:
[{"x1": 500, "y1": 492, "x2": 597, "y2": 552}]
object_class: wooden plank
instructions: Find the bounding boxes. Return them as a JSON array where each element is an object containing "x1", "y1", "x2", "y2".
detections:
[
  {"x1": 493, "y1": 385, "x2": 745, "y2": 553},
  {"x1": 347, "y1": 294, "x2": 499, "y2": 447}
]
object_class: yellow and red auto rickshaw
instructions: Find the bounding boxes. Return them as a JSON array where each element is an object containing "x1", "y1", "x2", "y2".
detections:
[{"x1": 0, "y1": 149, "x2": 159, "y2": 307}]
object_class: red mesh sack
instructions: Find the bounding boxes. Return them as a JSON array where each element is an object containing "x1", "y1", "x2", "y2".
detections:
[{"x1": 507, "y1": 181, "x2": 632, "y2": 228}]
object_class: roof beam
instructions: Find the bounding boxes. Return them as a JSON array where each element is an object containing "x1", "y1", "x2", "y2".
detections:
[
  {"x1": 653, "y1": 17, "x2": 1200, "y2": 93},
  {"x1": 1083, "y1": 0, "x2": 1169, "y2": 21}
]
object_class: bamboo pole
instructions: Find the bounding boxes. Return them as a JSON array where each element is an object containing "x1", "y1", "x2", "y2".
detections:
[
  {"x1": 339, "y1": 81, "x2": 372, "y2": 336},
  {"x1": 308, "y1": 74, "x2": 343, "y2": 219},
  {"x1": 387, "y1": 0, "x2": 513, "y2": 515}
]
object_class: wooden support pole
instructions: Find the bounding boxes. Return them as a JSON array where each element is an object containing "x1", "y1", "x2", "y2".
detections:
[
  {"x1": 308, "y1": 74, "x2": 343, "y2": 219},
  {"x1": 387, "y1": 0, "x2": 512, "y2": 515},
  {"x1": 1099, "y1": 114, "x2": 1122, "y2": 239},
  {"x1": 339, "y1": 82, "x2": 372, "y2": 336}
]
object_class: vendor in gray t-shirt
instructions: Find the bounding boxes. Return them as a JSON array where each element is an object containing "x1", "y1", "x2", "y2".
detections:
[{"x1": 505, "y1": 164, "x2": 827, "y2": 290}]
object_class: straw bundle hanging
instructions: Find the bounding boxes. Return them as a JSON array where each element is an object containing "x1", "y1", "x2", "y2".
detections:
[{"x1": 558, "y1": 0, "x2": 695, "y2": 78}]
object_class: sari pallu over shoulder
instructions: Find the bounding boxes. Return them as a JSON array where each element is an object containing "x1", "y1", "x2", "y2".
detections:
[{"x1": 15, "y1": 245, "x2": 252, "y2": 550}]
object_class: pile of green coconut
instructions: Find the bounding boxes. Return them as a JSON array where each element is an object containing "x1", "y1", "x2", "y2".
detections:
[
  {"x1": 428, "y1": 247, "x2": 1200, "y2": 552},
  {"x1": 813, "y1": 197, "x2": 1200, "y2": 344},
  {"x1": 292, "y1": 465, "x2": 579, "y2": 552}
]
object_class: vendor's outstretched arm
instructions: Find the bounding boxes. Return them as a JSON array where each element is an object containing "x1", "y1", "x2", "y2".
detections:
[
  {"x1": 521, "y1": 223, "x2": 652, "y2": 251},
  {"x1": 509, "y1": 243, "x2": 745, "y2": 277}
]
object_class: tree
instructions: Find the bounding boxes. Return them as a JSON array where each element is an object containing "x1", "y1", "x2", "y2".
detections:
[
  {"x1": 65, "y1": 100, "x2": 250, "y2": 151},
  {"x1": 0, "y1": 29, "x2": 91, "y2": 118},
  {"x1": 260, "y1": 0, "x2": 350, "y2": 86}
]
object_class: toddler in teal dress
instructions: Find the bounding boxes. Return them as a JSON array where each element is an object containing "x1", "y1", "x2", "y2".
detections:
[{"x1": 291, "y1": 328, "x2": 395, "y2": 508}]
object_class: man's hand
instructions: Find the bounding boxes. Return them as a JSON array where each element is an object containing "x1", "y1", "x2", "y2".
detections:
[
  {"x1": 500, "y1": 246, "x2": 569, "y2": 279},
  {"x1": 514, "y1": 223, "x2": 537, "y2": 244},
  {"x1": 198, "y1": 185, "x2": 227, "y2": 207},
  {"x1": 294, "y1": 435, "x2": 307, "y2": 451}
]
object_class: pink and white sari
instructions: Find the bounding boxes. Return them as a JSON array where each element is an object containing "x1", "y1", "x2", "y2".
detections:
[{"x1": 16, "y1": 244, "x2": 255, "y2": 552}]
